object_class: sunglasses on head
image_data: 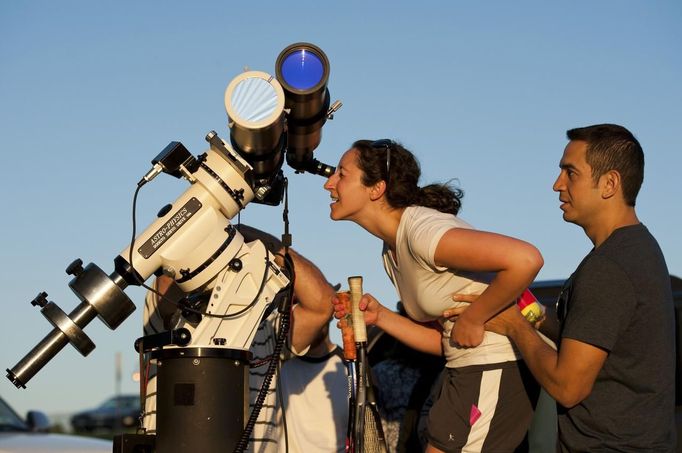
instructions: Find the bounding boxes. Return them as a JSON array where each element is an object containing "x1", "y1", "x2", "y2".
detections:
[{"x1": 370, "y1": 139, "x2": 394, "y2": 184}]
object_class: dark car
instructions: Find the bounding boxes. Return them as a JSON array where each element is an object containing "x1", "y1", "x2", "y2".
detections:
[
  {"x1": 71, "y1": 395, "x2": 141, "y2": 434},
  {"x1": 0, "y1": 394, "x2": 111, "y2": 452}
]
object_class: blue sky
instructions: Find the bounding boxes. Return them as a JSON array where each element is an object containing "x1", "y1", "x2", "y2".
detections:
[{"x1": 1, "y1": 1, "x2": 680, "y2": 417}]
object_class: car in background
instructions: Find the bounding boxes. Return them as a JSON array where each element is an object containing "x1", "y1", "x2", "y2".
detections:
[
  {"x1": 71, "y1": 394, "x2": 141, "y2": 434},
  {"x1": 0, "y1": 395, "x2": 110, "y2": 453}
]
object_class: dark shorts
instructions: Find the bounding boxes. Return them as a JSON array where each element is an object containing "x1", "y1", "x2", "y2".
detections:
[{"x1": 427, "y1": 361, "x2": 539, "y2": 452}]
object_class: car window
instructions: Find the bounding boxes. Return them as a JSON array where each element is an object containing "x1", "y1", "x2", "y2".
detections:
[
  {"x1": 0, "y1": 397, "x2": 27, "y2": 431},
  {"x1": 98, "y1": 396, "x2": 139, "y2": 410},
  {"x1": 99, "y1": 399, "x2": 118, "y2": 410},
  {"x1": 119, "y1": 397, "x2": 140, "y2": 409}
]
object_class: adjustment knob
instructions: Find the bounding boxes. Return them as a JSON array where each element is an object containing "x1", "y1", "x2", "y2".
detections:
[
  {"x1": 30, "y1": 292, "x2": 49, "y2": 308},
  {"x1": 228, "y1": 258, "x2": 243, "y2": 272},
  {"x1": 205, "y1": 130, "x2": 217, "y2": 142},
  {"x1": 65, "y1": 258, "x2": 84, "y2": 277}
]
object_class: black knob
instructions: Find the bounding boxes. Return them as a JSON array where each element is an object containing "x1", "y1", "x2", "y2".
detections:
[
  {"x1": 157, "y1": 203, "x2": 172, "y2": 218},
  {"x1": 229, "y1": 258, "x2": 243, "y2": 272},
  {"x1": 205, "y1": 130, "x2": 217, "y2": 142},
  {"x1": 65, "y1": 258, "x2": 84, "y2": 277},
  {"x1": 31, "y1": 292, "x2": 49, "y2": 308}
]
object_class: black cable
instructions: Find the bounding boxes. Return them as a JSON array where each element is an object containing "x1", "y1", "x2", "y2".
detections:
[
  {"x1": 281, "y1": 178, "x2": 292, "y2": 249},
  {"x1": 276, "y1": 177, "x2": 294, "y2": 453},
  {"x1": 128, "y1": 184, "x2": 145, "y2": 287},
  {"x1": 276, "y1": 317, "x2": 289, "y2": 453},
  {"x1": 232, "y1": 287, "x2": 291, "y2": 453},
  {"x1": 280, "y1": 177, "x2": 292, "y2": 453}
]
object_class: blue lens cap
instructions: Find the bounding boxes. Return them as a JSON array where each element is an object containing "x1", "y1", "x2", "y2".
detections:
[{"x1": 280, "y1": 49, "x2": 325, "y2": 91}]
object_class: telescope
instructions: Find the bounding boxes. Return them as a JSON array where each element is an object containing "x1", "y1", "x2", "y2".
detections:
[{"x1": 6, "y1": 42, "x2": 341, "y2": 453}]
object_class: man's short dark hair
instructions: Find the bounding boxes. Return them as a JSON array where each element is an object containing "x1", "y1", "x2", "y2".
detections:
[{"x1": 566, "y1": 124, "x2": 644, "y2": 206}]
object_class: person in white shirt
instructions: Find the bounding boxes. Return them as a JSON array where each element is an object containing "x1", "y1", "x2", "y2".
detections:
[
  {"x1": 325, "y1": 139, "x2": 544, "y2": 453},
  {"x1": 278, "y1": 322, "x2": 348, "y2": 452}
]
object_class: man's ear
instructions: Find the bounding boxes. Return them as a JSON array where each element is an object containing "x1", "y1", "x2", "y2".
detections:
[
  {"x1": 600, "y1": 170, "x2": 621, "y2": 199},
  {"x1": 369, "y1": 180, "x2": 387, "y2": 201}
]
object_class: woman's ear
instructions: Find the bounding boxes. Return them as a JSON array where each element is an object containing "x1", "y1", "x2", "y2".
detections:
[{"x1": 369, "y1": 180, "x2": 387, "y2": 201}]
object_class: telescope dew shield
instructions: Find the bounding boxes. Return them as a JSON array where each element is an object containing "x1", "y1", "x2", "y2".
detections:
[
  {"x1": 224, "y1": 71, "x2": 286, "y2": 178},
  {"x1": 275, "y1": 42, "x2": 331, "y2": 170}
]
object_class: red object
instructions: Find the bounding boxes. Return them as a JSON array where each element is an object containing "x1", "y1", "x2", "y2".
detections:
[
  {"x1": 516, "y1": 289, "x2": 537, "y2": 310},
  {"x1": 516, "y1": 289, "x2": 545, "y2": 323}
]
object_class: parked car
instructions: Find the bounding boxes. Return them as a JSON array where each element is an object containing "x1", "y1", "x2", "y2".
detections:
[
  {"x1": 0, "y1": 394, "x2": 110, "y2": 453},
  {"x1": 71, "y1": 394, "x2": 141, "y2": 434}
]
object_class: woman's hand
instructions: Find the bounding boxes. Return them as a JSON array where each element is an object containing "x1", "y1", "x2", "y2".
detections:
[
  {"x1": 442, "y1": 293, "x2": 484, "y2": 347},
  {"x1": 448, "y1": 308, "x2": 485, "y2": 347},
  {"x1": 332, "y1": 292, "x2": 384, "y2": 326}
]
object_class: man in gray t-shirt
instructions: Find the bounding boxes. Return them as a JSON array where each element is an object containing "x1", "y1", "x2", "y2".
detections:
[
  {"x1": 456, "y1": 124, "x2": 676, "y2": 451},
  {"x1": 557, "y1": 223, "x2": 675, "y2": 451}
]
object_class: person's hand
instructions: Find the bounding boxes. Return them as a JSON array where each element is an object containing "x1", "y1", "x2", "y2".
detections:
[
  {"x1": 449, "y1": 309, "x2": 485, "y2": 347},
  {"x1": 440, "y1": 293, "x2": 480, "y2": 347},
  {"x1": 357, "y1": 293, "x2": 383, "y2": 326},
  {"x1": 149, "y1": 274, "x2": 184, "y2": 327},
  {"x1": 484, "y1": 304, "x2": 525, "y2": 336},
  {"x1": 444, "y1": 293, "x2": 525, "y2": 337},
  {"x1": 331, "y1": 293, "x2": 346, "y2": 321},
  {"x1": 332, "y1": 292, "x2": 383, "y2": 326},
  {"x1": 155, "y1": 274, "x2": 175, "y2": 296}
]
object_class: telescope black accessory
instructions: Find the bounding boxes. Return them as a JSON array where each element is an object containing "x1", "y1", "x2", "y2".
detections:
[
  {"x1": 30, "y1": 291, "x2": 49, "y2": 308},
  {"x1": 133, "y1": 328, "x2": 191, "y2": 352},
  {"x1": 138, "y1": 141, "x2": 199, "y2": 187},
  {"x1": 298, "y1": 156, "x2": 336, "y2": 178},
  {"x1": 178, "y1": 293, "x2": 208, "y2": 325}
]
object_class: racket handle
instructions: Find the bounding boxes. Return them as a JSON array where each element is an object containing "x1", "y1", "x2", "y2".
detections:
[
  {"x1": 349, "y1": 276, "x2": 367, "y2": 343},
  {"x1": 337, "y1": 291, "x2": 357, "y2": 360}
]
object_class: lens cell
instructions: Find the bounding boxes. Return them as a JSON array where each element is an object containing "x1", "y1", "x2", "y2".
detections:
[{"x1": 279, "y1": 49, "x2": 324, "y2": 91}]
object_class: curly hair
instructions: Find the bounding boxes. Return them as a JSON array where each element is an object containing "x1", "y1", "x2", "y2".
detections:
[{"x1": 352, "y1": 139, "x2": 463, "y2": 216}]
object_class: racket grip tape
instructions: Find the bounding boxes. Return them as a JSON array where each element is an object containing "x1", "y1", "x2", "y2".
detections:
[{"x1": 349, "y1": 276, "x2": 367, "y2": 343}]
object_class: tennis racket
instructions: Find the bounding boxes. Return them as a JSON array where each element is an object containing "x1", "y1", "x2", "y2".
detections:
[
  {"x1": 338, "y1": 290, "x2": 357, "y2": 452},
  {"x1": 349, "y1": 276, "x2": 388, "y2": 453}
]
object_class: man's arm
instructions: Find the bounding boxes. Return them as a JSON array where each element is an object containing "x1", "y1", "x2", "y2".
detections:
[
  {"x1": 285, "y1": 249, "x2": 335, "y2": 352},
  {"x1": 237, "y1": 224, "x2": 334, "y2": 352},
  {"x1": 486, "y1": 305, "x2": 607, "y2": 407}
]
